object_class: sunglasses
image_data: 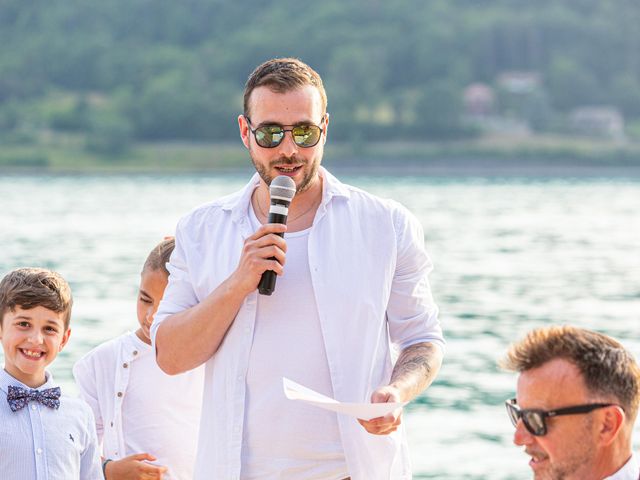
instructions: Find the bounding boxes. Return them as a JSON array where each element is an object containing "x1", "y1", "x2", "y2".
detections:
[
  {"x1": 505, "y1": 398, "x2": 617, "y2": 436},
  {"x1": 245, "y1": 116, "x2": 325, "y2": 148}
]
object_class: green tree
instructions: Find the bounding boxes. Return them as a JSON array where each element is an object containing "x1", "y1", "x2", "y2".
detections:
[{"x1": 85, "y1": 110, "x2": 133, "y2": 156}]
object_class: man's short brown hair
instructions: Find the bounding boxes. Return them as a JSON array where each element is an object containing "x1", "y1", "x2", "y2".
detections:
[
  {"x1": 502, "y1": 325, "x2": 640, "y2": 421},
  {"x1": 243, "y1": 57, "x2": 327, "y2": 118},
  {"x1": 0, "y1": 268, "x2": 73, "y2": 330}
]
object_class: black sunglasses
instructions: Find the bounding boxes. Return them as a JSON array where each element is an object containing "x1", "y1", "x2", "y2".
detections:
[
  {"x1": 505, "y1": 398, "x2": 617, "y2": 436},
  {"x1": 245, "y1": 116, "x2": 325, "y2": 148}
]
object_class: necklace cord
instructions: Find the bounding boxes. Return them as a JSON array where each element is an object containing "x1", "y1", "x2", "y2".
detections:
[{"x1": 255, "y1": 190, "x2": 317, "y2": 223}]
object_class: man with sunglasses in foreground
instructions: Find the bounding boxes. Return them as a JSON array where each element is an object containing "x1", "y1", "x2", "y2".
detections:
[
  {"x1": 502, "y1": 325, "x2": 640, "y2": 479},
  {"x1": 151, "y1": 57, "x2": 444, "y2": 479}
]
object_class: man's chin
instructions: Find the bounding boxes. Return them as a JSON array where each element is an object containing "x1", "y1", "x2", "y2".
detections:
[
  {"x1": 529, "y1": 459, "x2": 552, "y2": 480},
  {"x1": 528, "y1": 454, "x2": 552, "y2": 479},
  {"x1": 295, "y1": 163, "x2": 321, "y2": 194}
]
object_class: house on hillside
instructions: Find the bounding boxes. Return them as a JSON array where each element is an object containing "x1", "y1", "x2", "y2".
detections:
[
  {"x1": 569, "y1": 106, "x2": 625, "y2": 140},
  {"x1": 463, "y1": 83, "x2": 495, "y2": 118},
  {"x1": 461, "y1": 80, "x2": 531, "y2": 136},
  {"x1": 497, "y1": 71, "x2": 541, "y2": 94}
]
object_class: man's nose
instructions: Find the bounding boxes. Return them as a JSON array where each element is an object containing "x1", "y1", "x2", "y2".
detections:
[
  {"x1": 513, "y1": 419, "x2": 534, "y2": 446},
  {"x1": 277, "y1": 131, "x2": 299, "y2": 157}
]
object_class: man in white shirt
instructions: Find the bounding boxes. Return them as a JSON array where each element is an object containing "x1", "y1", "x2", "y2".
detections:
[
  {"x1": 151, "y1": 57, "x2": 445, "y2": 480},
  {"x1": 502, "y1": 325, "x2": 640, "y2": 480}
]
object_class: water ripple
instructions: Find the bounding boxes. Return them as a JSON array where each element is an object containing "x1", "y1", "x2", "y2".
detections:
[{"x1": 1, "y1": 175, "x2": 639, "y2": 479}]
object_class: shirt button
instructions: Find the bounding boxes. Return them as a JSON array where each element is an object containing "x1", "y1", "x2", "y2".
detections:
[
  {"x1": 36, "y1": 448, "x2": 43, "y2": 454},
  {"x1": 123, "y1": 363, "x2": 128, "y2": 368},
  {"x1": 31, "y1": 404, "x2": 37, "y2": 410},
  {"x1": 117, "y1": 392, "x2": 123, "y2": 397},
  {"x1": 110, "y1": 421, "x2": 114, "y2": 427},
  {"x1": 133, "y1": 350, "x2": 138, "y2": 356},
  {"x1": 237, "y1": 376, "x2": 242, "y2": 381}
]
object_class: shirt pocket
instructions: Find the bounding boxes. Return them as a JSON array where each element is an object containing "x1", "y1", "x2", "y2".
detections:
[{"x1": 45, "y1": 420, "x2": 83, "y2": 478}]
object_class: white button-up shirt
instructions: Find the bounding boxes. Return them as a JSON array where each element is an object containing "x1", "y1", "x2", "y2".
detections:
[
  {"x1": 0, "y1": 368, "x2": 102, "y2": 480},
  {"x1": 73, "y1": 332, "x2": 203, "y2": 480},
  {"x1": 73, "y1": 333, "x2": 141, "y2": 461},
  {"x1": 152, "y1": 167, "x2": 444, "y2": 480},
  {"x1": 605, "y1": 453, "x2": 639, "y2": 480}
]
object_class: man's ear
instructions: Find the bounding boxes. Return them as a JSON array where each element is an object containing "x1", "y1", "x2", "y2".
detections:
[
  {"x1": 58, "y1": 328, "x2": 72, "y2": 352},
  {"x1": 239, "y1": 114, "x2": 250, "y2": 149},
  {"x1": 598, "y1": 405, "x2": 625, "y2": 446},
  {"x1": 322, "y1": 113, "x2": 330, "y2": 145}
]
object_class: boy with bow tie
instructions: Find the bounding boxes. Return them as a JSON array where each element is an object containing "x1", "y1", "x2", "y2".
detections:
[{"x1": 0, "y1": 268, "x2": 101, "y2": 479}]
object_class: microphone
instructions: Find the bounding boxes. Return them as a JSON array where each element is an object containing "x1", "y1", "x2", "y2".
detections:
[{"x1": 258, "y1": 175, "x2": 296, "y2": 296}]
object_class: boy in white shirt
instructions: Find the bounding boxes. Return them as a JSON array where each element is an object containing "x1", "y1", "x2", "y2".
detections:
[
  {"x1": 0, "y1": 267, "x2": 102, "y2": 480},
  {"x1": 73, "y1": 238, "x2": 204, "y2": 480}
]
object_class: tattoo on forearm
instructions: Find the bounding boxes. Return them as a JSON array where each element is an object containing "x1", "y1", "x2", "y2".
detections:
[{"x1": 390, "y1": 343, "x2": 439, "y2": 398}]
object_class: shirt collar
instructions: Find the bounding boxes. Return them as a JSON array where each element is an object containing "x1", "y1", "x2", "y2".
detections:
[
  {"x1": 223, "y1": 166, "x2": 350, "y2": 225},
  {"x1": 604, "y1": 453, "x2": 639, "y2": 480},
  {"x1": 0, "y1": 368, "x2": 56, "y2": 393}
]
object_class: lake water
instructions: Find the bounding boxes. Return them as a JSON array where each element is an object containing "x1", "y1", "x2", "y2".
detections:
[{"x1": 1, "y1": 172, "x2": 639, "y2": 479}]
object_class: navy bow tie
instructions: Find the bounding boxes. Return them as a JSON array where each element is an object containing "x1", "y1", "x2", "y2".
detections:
[{"x1": 6, "y1": 385, "x2": 61, "y2": 412}]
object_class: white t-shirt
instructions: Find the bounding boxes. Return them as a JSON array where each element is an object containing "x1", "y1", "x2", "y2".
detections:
[
  {"x1": 73, "y1": 332, "x2": 204, "y2": 480},
  {"x1": 240, "y1": 204, "x2": 348, "y2": 479}
]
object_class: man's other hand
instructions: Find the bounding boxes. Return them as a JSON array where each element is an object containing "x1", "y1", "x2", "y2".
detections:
[{"x1": 357, "y1": 385, "x2": 403, "y2": 435}]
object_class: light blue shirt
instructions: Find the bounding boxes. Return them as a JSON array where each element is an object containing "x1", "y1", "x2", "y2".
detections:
[{"x1": 0, "y1": 368, "x2": 102, "y2": 480}]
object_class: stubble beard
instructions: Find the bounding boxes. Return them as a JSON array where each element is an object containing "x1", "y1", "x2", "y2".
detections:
[
  {"x1": 537, "y1": 421, "x2": 596, "y2": 480},
  {"x1": 250, "y1": 150, "x2": 321, "y2": 194}
]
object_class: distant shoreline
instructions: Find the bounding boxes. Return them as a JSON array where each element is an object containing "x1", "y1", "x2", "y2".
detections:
[
  {"x1": 323, "y1": 157, "x2": 640, "y2": 178},
  {"x1": 3, "y1": 161, "x2": 640, "y2": 178},
  {"x1": 2, "y1": 135, "x2": 640, "y2": 177}
]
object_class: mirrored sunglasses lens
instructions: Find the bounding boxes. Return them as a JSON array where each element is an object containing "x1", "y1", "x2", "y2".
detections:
[
  {"x1": 292, "y1": 125, "x2": 320, "y2": 147},
  {"x1": 523, "y1": 411, "x2": 545, "y2": 435},
  {"x1": 256, "y1": 126, "x2": 284, "y2": 147}
]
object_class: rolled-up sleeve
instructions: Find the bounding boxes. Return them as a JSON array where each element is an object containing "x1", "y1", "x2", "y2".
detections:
[
  {"x1": 151, "y1": 216, "x2": 199, "y2": 347},
  {"x1": 386, "y1": 202, "x2": 445, "y2": 352}
]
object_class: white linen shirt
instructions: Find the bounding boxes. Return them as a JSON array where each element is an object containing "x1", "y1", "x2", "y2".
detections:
[
  {"x1": 152, "y1": 167, "x2": 445, "y2": 480},
  {"x1": 605, "y1": 453, "x2": 639, "y2": 480},
  {"x1": 72, "y1": 331, "x2": 203, "y2": 480},
  {"x1": 0, "y1": 368, "x2": 102, "y2": 480},
  {"x1": 72, "y1": 332, "x2": 144, "y2": 460}
]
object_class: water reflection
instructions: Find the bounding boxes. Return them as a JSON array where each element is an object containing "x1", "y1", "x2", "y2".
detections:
[{"x1": 1, "y1": 174, "x2": 639, "y2": 479}]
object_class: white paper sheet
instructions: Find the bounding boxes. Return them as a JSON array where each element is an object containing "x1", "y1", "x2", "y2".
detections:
[{"x1": 282, "y1": 377, "x2": 407, "y2": 421}]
